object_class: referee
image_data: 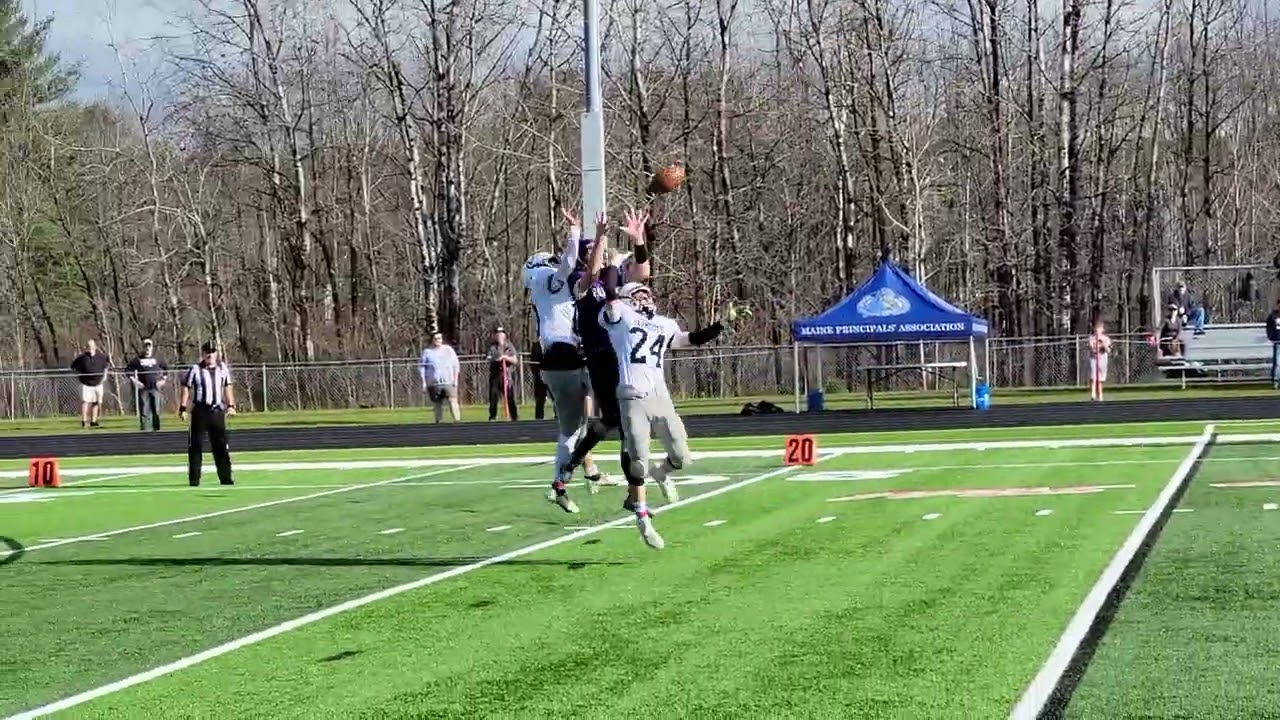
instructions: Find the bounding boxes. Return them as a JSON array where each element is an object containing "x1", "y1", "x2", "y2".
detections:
[{"x1": 179, "y1": 341, "x2": 236, "y2": 487}]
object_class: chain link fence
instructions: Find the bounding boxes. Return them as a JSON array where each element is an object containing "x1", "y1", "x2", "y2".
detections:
[{"x1": 0, "y1": 332, "x2": 1187, "y2": 421}]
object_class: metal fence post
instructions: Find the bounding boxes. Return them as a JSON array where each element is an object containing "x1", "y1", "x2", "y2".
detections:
[
  {"x1": 260, "y1": 364, "x2": 268, "y2": 413},
  {"x1": 388, "y1": 359, "x2": 396, "y2": 408}
]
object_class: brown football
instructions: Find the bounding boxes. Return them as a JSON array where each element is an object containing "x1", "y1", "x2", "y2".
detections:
[{"x1": 649, "y1": 164, "x2": 686, "y2": 195}]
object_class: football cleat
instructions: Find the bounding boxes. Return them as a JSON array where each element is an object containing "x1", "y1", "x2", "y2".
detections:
[
  {"x1": 649, "y1": 461, "x2": 679, "y2": 503},
  {"x1": 657, "y1": 478, "x2": 679, "y2": 504},
  {"x1": 636, "y1": 513, "x2": 665, "y2": 550},
  {"x1": 585, "y1": 471, "x2": 618, "y2": 494},
  {"x1": 546, "y1": 488, "x2": 580, "y2": 514}
]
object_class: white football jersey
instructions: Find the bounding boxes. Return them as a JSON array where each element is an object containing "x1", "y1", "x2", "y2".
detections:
[
  {"x1": 601, "y1": 303, "x2": 680, "y2": 396},
  {"x1": 524, "y1": 265, "x2": 577, "y2": 348}
]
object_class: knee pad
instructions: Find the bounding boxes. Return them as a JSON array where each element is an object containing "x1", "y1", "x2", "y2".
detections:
[{"x1": 621, "y1": 451, "x2": 646, "y2": 486}]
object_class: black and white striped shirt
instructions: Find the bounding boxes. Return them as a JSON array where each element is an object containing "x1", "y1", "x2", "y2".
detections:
[{"x1": 184, "y1": 362, "x2": 233, "y2": 409}]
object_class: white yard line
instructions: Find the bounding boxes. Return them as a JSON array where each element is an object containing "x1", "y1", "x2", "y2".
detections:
[
  {"x1": 0, "y1": 434, "x2": 1213, "y2": 480},
  {"x1": 4, "y1": 454, "x2": 831, "y2": 720},
  {"x1": 1009, "y1": 423, "x2": 1215, "y2": 720},
  {"x1": 0, "y1": 472, "x2": 147, "y2": 495},
  {"x1": 1, "y1": 464, "x2": 482, "y2": 558}
]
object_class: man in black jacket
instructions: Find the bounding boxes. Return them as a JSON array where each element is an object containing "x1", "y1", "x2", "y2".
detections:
[
  {"x1": 486, "y1": 326, "x2": 520, "y2": 421},
  {"x1": 1266, "y1": 299, "x2": 1280, "y2": 388},
  {"x1": 70, "y1": 340, "x2": 110, "y2": 429},
  {"x1": 529, "y1": 340, "x2": 549, "y2": 420},
  {"x1": 126, "y1": 338, "x2": 168, "y2": 432}
]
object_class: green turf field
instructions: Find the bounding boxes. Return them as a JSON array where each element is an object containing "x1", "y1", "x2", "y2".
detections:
[
  {"x1": 0, "y1": 421, "x2": 1276, "y2": 718},
  {"x1": 1065, "y1": 436, "x2": 1280, "y2": 718}
]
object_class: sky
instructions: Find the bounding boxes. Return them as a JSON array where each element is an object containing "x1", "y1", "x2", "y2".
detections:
[{"x1": 24, "y1": 0, "x2": 173, "y2": 100}]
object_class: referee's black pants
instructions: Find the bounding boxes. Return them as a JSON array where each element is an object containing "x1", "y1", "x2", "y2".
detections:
[{"x1": 189, "y1": 404, "x2": 233, "y2": 486}]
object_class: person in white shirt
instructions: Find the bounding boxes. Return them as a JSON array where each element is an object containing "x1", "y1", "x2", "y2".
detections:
[
  {"x1": 1089, "y1": 319, "x2": 1112, "y2": 402},
  {"x1": 598, "y1": 278, "x2": 735, "y2": 550},
  {"x1": 419, "y1": 332, "x2": 460, "y2": 423}
]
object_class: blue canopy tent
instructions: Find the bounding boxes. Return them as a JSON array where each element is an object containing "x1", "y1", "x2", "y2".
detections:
[{"x1": 790, "y1": 262, "x2": 990, "y2": 411}]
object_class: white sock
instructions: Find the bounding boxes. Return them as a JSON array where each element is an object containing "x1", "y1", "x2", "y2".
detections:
[{"x1": 583, "y1": 460, "x2": 600, "y2": 478}]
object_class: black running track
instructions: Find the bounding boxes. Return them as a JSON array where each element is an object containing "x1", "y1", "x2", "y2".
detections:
[{"x1": 2, "y1": 396, "x2": 1278, "y2": 460}]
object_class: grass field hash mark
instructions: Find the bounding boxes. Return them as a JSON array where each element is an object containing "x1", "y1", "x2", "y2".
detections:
[
  {"x1": 1, "y1": 463, "x2": 483, "y2": 560},
  {"x1": 3, "y1": 457, "x2": 828, "y2": 719},
  {"x1": 816, "y1": 516, "x2": 837, "y2": 524},
  {"x1": 378, "y1": 528, "x2": 405, "y2": 535},
  {"x1": 172, "y1": 532, "x2": 201, "y2": 539},
  {"x1": 275, "y1": 530, "x2": 304, "y2": 537}
]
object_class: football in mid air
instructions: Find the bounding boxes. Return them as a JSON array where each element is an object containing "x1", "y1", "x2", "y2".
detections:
[{"x1": 649, "y1": 164, "x2": 686, "y2": 195}]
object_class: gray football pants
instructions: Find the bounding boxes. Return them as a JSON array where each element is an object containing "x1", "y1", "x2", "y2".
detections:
[
  {"x1": 618, "y1": 388, "x2": 690, "y2": 483},
  {"x1": 542, "y1": 368, "x2": 589, "y2": 474}
]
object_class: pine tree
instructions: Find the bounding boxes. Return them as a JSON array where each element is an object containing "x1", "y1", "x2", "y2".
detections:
[{"x1": 0, "y1": 0, "x2": 76, "y2": 112}]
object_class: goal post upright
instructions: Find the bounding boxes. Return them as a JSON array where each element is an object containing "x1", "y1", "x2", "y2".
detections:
[{"x1": 580, "y1": 0, "x2": 607, "y2": 235}]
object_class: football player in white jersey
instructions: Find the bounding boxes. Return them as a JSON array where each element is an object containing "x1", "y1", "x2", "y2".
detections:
[
  {"x1": 522, "y1": 210, "x2": 611, "y2": 509},
  {"x1": 599, "y1": 280, "x2": 731, "y2": 550}
]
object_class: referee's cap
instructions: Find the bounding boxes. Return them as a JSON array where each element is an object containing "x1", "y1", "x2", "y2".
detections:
[{"x1": 201, "y1": 340, "x2": 218, "y2": 354}]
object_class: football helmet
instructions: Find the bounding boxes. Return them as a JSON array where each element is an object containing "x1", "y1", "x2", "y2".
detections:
[
  {"x1": 618, "y1": 282, "x2": 656, "y2": 318},
  {"x1": 522, "y1": 251, "x2": 555, "y2": 287}
]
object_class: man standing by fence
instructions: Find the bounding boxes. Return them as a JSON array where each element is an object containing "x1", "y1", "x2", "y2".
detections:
[
  {"x1": 1266, "y1": 299, "x2": 1280, "y2": 388},
  {"x1": 419, "y1": 331, "x2": 461, "y2": 423},
  {"x1": 529, "y1": 339, "x2": 549, "y2": 420},
  {"x1": 70, "y1": 339, "x2": 110, "y2": 429},
  {"x1": 486, "y1": 326, "x2": 520, "y2": 421},
  {"x1": 126, "y1": 338, "x2": 168, "y2": 432}
]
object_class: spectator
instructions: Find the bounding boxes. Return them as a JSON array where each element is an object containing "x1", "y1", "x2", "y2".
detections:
[
  {"x1": 1088, "y1": 319, "x2": 1112, "y2": 401},
  {"x1": 126, "y1": 338, "x2": 168, "y2": 432},
  {"x1": 1168, "y1": 281, "x2": 1207, "y2": 335},
  {"x1": 529, "y1": 340, "x2": 549, "y2": 420},
  {"x1": 70, "y1": 339, "x2": 110, "y2": 429},
  {"x1": 486, "y1": 325, "x2": 520, "y2": 421},
  {"x1": 1267, "y1": 299, "x2": 1280, "y2": 388},
  {"x1": 419, "y1": 331, "x2": 461, "y2": 424},
  {"x1": 1158, "y1": 304, "x2": 1184, "y2": 359}
]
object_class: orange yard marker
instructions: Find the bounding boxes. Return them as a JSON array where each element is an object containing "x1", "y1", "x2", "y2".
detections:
[
  {"x1": 27, "y1": 458, "x2": 61, "y2": 488},
  {"x1": 784, "y1": 435, "x2": 817, "y2": 466}
]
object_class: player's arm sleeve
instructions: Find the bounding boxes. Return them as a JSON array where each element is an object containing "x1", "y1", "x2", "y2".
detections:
[
  {"x1": 555, "y1": 226, "x2": 580, "y2": 282},
  {"x1": 671, "y1": 321, "x2": 724, "y2": 349},
  {"x1": 418, "y1": 350, "x2": 429, "y2": 382}
]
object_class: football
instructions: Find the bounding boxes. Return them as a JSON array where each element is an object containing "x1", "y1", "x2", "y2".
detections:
[{"x1": 648, "y1": 164, "x2": 686, "y2": 195}]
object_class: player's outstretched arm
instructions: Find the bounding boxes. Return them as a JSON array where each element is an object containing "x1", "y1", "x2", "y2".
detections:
[
  {"x1": 573, "y1": 213, "x2": 610, "y2": 298},
  {"x1": 619, "y1": 208, "x2": 650, "y2": 283},
  {"x1": 670, "y1": 301, "x2": 744, "y2": 349},
  {"x1": 556, "y1": 207, "x2": 581, "y2": 282}
]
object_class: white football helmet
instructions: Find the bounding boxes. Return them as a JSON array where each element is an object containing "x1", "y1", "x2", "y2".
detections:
[
  {"x1": 618, "y1": 282, "x2": 656, "y2": 317},
  {"x1": 522, "y1": 251, "x2": 555, "y2": 286}
]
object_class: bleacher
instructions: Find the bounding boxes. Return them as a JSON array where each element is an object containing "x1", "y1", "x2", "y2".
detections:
[{"x1": 1159, "y1": 324, "x2": 1274, "y2": 386}]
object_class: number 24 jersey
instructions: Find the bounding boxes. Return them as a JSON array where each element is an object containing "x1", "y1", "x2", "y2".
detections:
[{"x1": 600, "y1": 303, "x2": 680, "y2": 396}]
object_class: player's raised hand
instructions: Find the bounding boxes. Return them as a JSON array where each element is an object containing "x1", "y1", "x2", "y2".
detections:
[
  {"x1": 593, "y1": 212, "x2": 609, "y2": 241},
  {"x1": 620, "y1": 208, "x2": 649, "y2": 244},
  {"x1": 560, "y1": 207, "x2": 580, "y2": 229}
]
